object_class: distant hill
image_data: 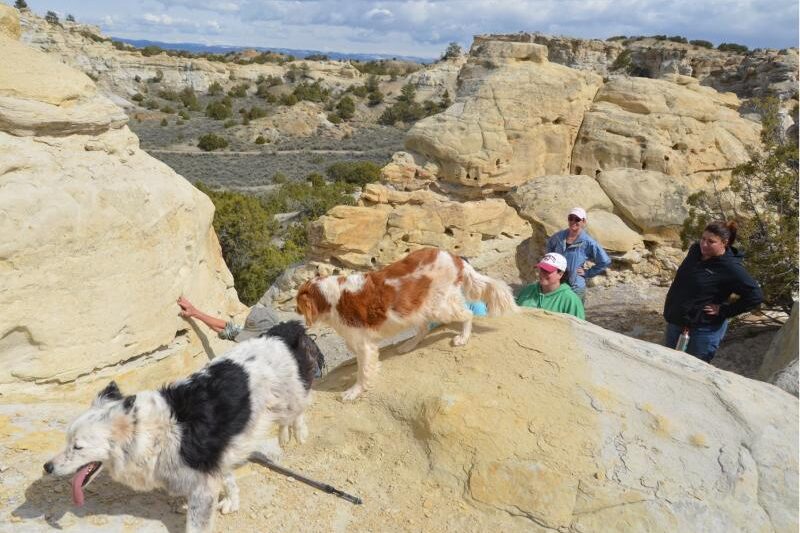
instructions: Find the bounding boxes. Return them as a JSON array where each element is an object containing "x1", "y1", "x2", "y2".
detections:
[{"x1": 112, "y1": 37, "x2": 434, "y2": 63}]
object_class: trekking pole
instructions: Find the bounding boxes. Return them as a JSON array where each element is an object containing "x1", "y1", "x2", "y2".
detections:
[{"x1": 249, "y1": 452, "x2": 363, "y2": 505}]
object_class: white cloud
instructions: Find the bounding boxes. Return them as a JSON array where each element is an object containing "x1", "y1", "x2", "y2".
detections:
[{"x1": 25, "y1": 0, "x2": 800, "y2": 57}]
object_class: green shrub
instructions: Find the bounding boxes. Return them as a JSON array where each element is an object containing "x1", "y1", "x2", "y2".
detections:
[
  {"x1": 325, "y1": 161, "x2": 381, "y2": 186},
  {"x1": 45, "y1": 11, "x2": 59, "y2": 24},
  {"x1": 681, "y1": 97, "x2": 798, "y2": 312},
  {"x1": 228, "y1": 83, "x2": 250, "y2": 97},
  {"x1": 280, "y1": 93, "x2": 299, "y2": 106},
  {"x1": 667, "y1": 35, "x2": 688, "y2": 44},
  {"x1": 255, "y1": 135, "x2": 267, "y2": 144},
  {"x1": 350, "y1": 85, "x2": 368, "y2": 97},
  {"x1": 336, "y1": 96, "x2": 355, "y2": 120},
  {"x1": 205, "y1": 99, "x2": 233, "y2": 120},
  {"x1": 131, "y1": 93, "x2": 144, "y2": 102},
  {"x1": 141, "y1": 45, "x2": 164, "y2": 57},
  {"x1": 144, "y1": 99, "x2": 160, "y2": 110},
  {"x1": 292, "y1": 81, "x2": 329, "y2": 103},
  {"x1": 273, "y1": 172, "x2": 288, "y2": 184},
  {"x1": 690, "y1": 39, "x2": 714, "y2": 49},
  {"x1": 160, "y1": 118, "x2": 168, "y2": 126},
  {"x1": 178, "y1": 109, "x2": 191, "y2": 120},
  {"x1": 718, "y1": 42, "x2": 749, "y2": 53},
  {"x1": 606, "y1": 35, "x2": 627, "y2": 41},
  {"x1": 160, "y1": 105, "x2": 175, "y2": 114},
  {"x1": 441, "y1": 42, "x2": 462, "y2": 60},
  {"x1": 158, "y1": 89, "x2": 180, "y2": 101},
  {"x1": 367, "y1": 90, "x2": 384, "y2": 106},
  {"x1": 196, "y1": 175, "x2": 360, "y2": 304},
  {"x1": 179, "y1": 87, "x2": 200, "y2": 110},
  {"x1": 247, "y1": 106, "x2": 268, "y2": 120},
  {"x1": 327, "y1": 112, "x2": 342, "y2": 124},
  {"x1": 223, "y1": 119, "x2": 237, "y2": 128},
  {"x1": 197, "y1": 133, "x2": 229, "y2": 151},
  {"x1": 208, "y1": 81, "x2": 224, "y2": 95}
]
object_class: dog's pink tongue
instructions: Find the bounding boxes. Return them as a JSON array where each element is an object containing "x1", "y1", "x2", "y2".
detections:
[{"x1": 71, "y1": 465, "x2": 91, "y2": 507}]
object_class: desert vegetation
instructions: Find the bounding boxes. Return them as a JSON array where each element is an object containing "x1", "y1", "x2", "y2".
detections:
[
  {"x1": 196, "y1": 160, "x2": 381, "y2": 304},
  {"x1": 682, "y1": 97, "x2": 799, "y2": 313}
]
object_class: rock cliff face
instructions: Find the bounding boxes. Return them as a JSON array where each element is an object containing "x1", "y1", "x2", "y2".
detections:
[
  {"x1": 308, "y1": 183, "x2": 530, "y2": 269},
  {"x1": 404, "y1": 41, "x2": 602, "y2": 196},
  {"x1": 2, "y1": 312, "x2": 797, "y2": 532},
  {"x1": 0, "y1": 5, "x2": 243, "y2": 400},
  {"x1": 480, "y1": 32, "x2": 799, "y2": 100},
  {"x1": 17, "y1": 11, "x2": 363, "y2": 101}
]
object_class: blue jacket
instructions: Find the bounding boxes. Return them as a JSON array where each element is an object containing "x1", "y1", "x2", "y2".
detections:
[{"x1": 546, "y1": 229, "x2": 611, "y2": 293}]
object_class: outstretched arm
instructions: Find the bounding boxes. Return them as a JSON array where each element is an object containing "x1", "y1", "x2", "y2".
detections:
[
  {"x1": 177, "y1": 296, "x2": 227, "y2": 333},
  {"x1": 585, "y1": 241, "x2": 611, "y2": 279}
]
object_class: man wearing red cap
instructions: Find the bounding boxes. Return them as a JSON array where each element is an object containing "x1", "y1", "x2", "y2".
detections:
[{"x1": 516, "y1": 253, "x2": 585, "y2": 319}]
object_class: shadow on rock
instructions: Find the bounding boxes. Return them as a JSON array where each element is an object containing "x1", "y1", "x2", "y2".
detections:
[
  {"x1": 13, "y1": 472, "x2": 184, "y2": 533},
  {"x1": 313, "y1": 325, "x2": 496, "y2": 394}
]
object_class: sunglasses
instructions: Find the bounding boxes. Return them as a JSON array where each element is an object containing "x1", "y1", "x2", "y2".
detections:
[{"x1": 568, "y1": 216, "x2": 582, "y2": 222}]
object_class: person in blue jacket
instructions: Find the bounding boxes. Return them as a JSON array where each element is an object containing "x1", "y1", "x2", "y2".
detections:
[{"x1": 546, "y1": 207, "x2": 611, "y2": 302}]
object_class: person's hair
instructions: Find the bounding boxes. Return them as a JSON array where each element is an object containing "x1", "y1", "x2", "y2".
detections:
[
  {"x1": 560, "y1": 268, "x2": 571, "y2": 284},
  {"x1": 704, "y1": 220, "x2": 738, "y2": 248}
]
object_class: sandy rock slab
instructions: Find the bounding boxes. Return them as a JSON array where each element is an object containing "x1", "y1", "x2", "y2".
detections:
[{"x1": 2, "y1": 312, "x2": 797, "y2": 532}]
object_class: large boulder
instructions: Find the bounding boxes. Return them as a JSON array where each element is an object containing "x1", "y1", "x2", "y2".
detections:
[
  {"x1": 308, "y1": 184, "x2": 530, "y2": 269},
  {"x1": 403, "y1": 39, "x2": 602, "y2": 196},
  {"x1": 3, "y1": 311, "x2": 797, "y2": 531},
  {"x1": 758, "y1": 302, "x2": 799, "y2": 397},
  {"x1": 571, "y1": 75, "x2": 761, "y2": 180},
  {"x1": 0, "y1": 11, "x2": 242, "y2": 400},
  {"x1": 596, "y1": 168, "x2": 693, "y2": 242},
  {"x1": 507, "y1": 174, "x2": 642, "y2": 253}
]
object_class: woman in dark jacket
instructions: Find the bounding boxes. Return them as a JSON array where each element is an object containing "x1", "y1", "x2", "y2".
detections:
[{"x1": 663, "y1": 220, "x2": 763, "y2": 362}]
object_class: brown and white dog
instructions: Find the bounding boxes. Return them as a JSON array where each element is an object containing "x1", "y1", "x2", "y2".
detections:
[{"x1": 296, "y1": 248, "x2": 517, "y2": 400}]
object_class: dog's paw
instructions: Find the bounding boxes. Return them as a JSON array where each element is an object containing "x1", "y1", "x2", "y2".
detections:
[
  {"x1": 278, "y1": 425, "x2": 291, "y2": 447},
  {"x1": 217, "y1": 496, "x2": 239, "y2": 515},
  {"x1": 341, "y1": 384, "x2": 364, "y2": 402},
  {"x1": 295, "y1": 424, "x2": 309, "y2": 444},
  {"x1": 452, "y1": 334, "x2": 469, "y2": 346}
]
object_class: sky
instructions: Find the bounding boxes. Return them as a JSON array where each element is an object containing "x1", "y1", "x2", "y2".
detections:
[{"x1": 9, "y1": 1, "x2": 800, "y2": 59}]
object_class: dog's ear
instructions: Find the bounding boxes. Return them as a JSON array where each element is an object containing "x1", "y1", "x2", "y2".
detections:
[
  {"x1": 123, "y1": 395, "x2": 136, "y2": 413},
  {"x1": 296, "y1": 291, "x2": 318, "y2": 327},
  {"x1": 93, "y1": 381, "x2": 123, "y2": 406}
]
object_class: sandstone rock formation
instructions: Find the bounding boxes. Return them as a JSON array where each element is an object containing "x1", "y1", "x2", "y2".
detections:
[
  {"x1": 596, "y1": 168, "x2": 692, "y2": 242},
  {"x1": 17, "y1": 10, "x2": 363, "y2": 99},
  {"x1": 570, "y1": 75, "x2": 761, "y2": 181},
  {"x1": 480, "y1": 32, "x2": 799, "y2": 101},
  {"x1": 403, "y1": 40, "x2": 602, "y2": 196},
  {"x1": 3, "y1": 312, "x2": 797, "y2": 531},
  {"x1": 308, "y1": 183, "x2": 530, "y2": 269},
  {"x1": 758, "y1": 303, "x2": 799, "y2": 397},
  {"x1": 0, "y1": 5, "x2": 243, "y2": 400}
]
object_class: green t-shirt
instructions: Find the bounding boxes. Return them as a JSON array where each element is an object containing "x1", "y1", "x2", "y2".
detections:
[{"x1": 516, "y1": 282, "x2": 585, "y2": 319}]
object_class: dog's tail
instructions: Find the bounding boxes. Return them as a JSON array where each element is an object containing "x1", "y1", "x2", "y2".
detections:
[
  {"x1": 459, "y1": 259, "x2": 518, "y2": 316},
  {"x1": 264, "y1": 321, "x2": 327, "y2": 386}
]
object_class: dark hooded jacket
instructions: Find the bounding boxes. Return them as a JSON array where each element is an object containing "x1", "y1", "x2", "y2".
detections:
[{"x1": 663, "y1": 242, "x2": 763, "y2": 327}]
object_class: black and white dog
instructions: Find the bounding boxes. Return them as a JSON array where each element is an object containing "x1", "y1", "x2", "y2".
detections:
[{"x1": 44, "y1": 321, "x2": 324, "y2": 533}]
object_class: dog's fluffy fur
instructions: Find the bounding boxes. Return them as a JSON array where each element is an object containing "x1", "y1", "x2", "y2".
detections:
[
  {"x1": 296, "y1": 248, "x2": 517, "y2": 400},
  {"x1": 44, "y1": 321, "x2": 323, "y2": 533}
]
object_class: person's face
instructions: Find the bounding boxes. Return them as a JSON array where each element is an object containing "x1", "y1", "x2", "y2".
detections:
[
  {"x1": 538, "y1": 267, "x2": 563, "y2": 293},
  {"x1": 568, "y1": 215, "x2": 584, "y2": 233},
  {"x1": 700, "y1": 231, "x2": 727, "y2": 259}
]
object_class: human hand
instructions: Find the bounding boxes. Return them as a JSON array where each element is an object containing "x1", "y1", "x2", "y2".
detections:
[
  {"x1": 576, "y1": 267, "x2": 586, "y2": 276},
  {"x1": 703, "y1": 304, "x2": 720, "y2": 316},
  {"x1": 177, "y1": 296, "x2": 197, "y2": 318}
]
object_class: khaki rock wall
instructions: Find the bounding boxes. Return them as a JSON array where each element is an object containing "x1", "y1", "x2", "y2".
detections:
[{"x1": 0, "y1": 5, "x2": 243, "y2": 400}]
